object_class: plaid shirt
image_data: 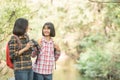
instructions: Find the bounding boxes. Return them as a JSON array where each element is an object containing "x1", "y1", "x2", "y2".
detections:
[
  {"x1": 8, "y1": 34, "x2": 32, "y2": 70},
  {"x1": 32, "y1": 37, "x2": 60, "y2": 74}
]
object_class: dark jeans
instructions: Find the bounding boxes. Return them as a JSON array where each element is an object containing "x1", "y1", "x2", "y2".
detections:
[
  {"x1": 33, "y1": 72, "x2": 52, "y2": 80},
  {"x1": 14, "y1": 69, "x2": 33, "y2": 80}
]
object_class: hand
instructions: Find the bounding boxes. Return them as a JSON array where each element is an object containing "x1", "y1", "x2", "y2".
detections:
[
  {"x1": 25, "y1": 42, "x2": 33, "y2": 50},
  {"x1": 54, "y1": 44, "x2": 60, "y2": 52},
  {"x1": 19, "y1": 42, "x2": 33, "y2": 55}
]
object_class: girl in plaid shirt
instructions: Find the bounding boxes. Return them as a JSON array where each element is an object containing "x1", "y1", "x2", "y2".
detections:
[
  {"x1": 32, "y1": 22, "x2": 61, "y2": 80},
  {"x1": 8, "y1": 18, "x2": 33, "y2": 80}
]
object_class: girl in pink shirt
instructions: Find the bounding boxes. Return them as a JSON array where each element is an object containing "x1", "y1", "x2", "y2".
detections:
[{"x1": 32, "y1": 22, "x2": 61, "y2": 80}]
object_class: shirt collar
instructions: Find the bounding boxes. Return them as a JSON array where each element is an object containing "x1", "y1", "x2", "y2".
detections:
[
  {"x1": 19, "y1": 34, "x2": 28, "y2": 39},
  {"x1": 42, "y1": 36, "x2": 53, "y2": 43}
]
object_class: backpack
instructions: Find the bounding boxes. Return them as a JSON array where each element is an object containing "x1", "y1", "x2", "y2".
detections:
[
  {"x1": 6, "y1": 35, "x2": 22, "y2": 69},
  {"x1": 6, "y1": 43, "x2": 13, "y2": 69}
]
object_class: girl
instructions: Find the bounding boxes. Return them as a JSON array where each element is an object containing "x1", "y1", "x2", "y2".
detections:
[
  {"x1": 8, "y1": 18, "x2": 33, "y2": 80},
  {"x1": 32, "y1": 22, "x2": 61, "y2": 80}
]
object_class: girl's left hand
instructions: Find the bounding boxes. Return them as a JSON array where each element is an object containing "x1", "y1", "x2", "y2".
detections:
[{"x1": 54, "y1": 44, "x2": 60, "y2": 52}]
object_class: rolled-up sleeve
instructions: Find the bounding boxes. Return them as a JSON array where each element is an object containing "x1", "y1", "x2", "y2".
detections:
[{"x1": 8, "y1": 36, "x2": 19, "y2": 59}]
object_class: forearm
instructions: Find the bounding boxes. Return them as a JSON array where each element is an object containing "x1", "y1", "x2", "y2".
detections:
[
  {"x1": 54, "y1": 50, "x2": 61, "y2": 61},
  {"x1": 18, "y1": 47, "x2": 28, "y2": 55}
]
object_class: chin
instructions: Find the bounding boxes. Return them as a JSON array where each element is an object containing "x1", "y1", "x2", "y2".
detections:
[{"x1": 44, "y1": 35, "x2": 50, "y2": 37}]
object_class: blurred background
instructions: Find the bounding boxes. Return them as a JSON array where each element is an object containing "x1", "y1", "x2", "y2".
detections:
[{"x1": 0, "y1": 0, "x2": 120, "y2": 80}]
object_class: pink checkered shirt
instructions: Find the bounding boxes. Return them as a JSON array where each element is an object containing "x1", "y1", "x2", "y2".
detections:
[{"x1": 32, "y1": 37, "x2": 60, "y2": 74}]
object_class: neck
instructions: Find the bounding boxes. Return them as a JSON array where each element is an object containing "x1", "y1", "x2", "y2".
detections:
[{"x1": 44, "y1": 36, "x2": 51, "y2": 41}]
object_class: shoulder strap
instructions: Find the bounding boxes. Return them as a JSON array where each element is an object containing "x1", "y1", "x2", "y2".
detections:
[{"x1": 13, "y1": 35, "x2": 22, "y2": 49}]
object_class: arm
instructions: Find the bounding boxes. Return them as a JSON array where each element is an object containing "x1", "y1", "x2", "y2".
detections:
[
  {"x1": 54, "y1": 44, "x2": 61, "y2": 61},
  {"x1": 38, "y1": 38, "x2": 42, "y2": 46},
  {"x1": 54, "y1": 51, "x2": 61, "y2": 61},
  {"x1": 9, "y1": 36, "x2": 31, "y2": 59},
  {"x1": 31, "y1": 38, "x2": 42, "y2": 58},
  {"x1": 18, "y1": 43, "x2": 31, "y2": 55}
]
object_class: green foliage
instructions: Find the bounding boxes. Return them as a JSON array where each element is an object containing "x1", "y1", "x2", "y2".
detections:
[
  {"x1": 0, "y1": 0, "x2": 30, "y2": 43},
  {"x1": 105, "y1": 4, "x2": 120, "y2": 27},
  {"x1": 76, "y1": 33, "x2": 120, "y2": 80}
]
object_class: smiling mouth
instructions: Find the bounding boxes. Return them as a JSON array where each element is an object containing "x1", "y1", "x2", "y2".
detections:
[{"x1": 45, "y1": 32, "x2": 49, "y2": 34}]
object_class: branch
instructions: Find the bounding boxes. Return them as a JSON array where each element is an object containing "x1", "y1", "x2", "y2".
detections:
[
  {"x1": 2, "y1": 11, "x2": 16, "y2": 28},
  {"x1": 0, "y1": 32, "x2": 11, "y2": 43},
  {"x1": 88, "y1": 0, "x2": 120, "y2": 3}
]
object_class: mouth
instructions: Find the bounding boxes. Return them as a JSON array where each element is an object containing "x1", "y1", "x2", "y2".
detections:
[
  {"x1": 45, "y1": 32, "x2": 49, "y2": 34},
  {"x1": 44, "y1": 31, "x2": 50, "y2": 35}
]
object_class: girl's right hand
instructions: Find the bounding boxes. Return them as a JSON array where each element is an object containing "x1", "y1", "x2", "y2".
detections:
[
  {"x1": 19, "y1": 42, "x2": 33, "y2": 55},
  {"x1": 25, "y1": 42, "x2": 33, "y2": 50}
]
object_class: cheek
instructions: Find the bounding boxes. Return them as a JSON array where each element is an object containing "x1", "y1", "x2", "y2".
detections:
[
  {"x1": 44, "y1": 29, "x2": 50, "y2": 33},
  {"x1": 48, "y1": 30, "x2": 51, "y2": 33}
]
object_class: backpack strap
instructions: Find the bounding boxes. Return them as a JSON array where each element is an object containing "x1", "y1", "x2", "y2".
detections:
[
  {"x1": 53, "y1": 42, "x2": 56, "y2": 69},
  {"x1": 13, "y1": 35, "x2": 22, "y2": 49},
  {"x1": 35, "y1": 38, "x2": 42, "y2": 64}
]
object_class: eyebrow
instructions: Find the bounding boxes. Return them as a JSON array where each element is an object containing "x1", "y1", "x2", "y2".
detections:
[{"x1": 44, "y1": 25, "x2": 50, "y2": 29}]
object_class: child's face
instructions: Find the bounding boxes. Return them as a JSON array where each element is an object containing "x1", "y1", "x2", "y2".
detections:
[{"x1": 43, "y1": 25, "x2": 50, "y2": 37}]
